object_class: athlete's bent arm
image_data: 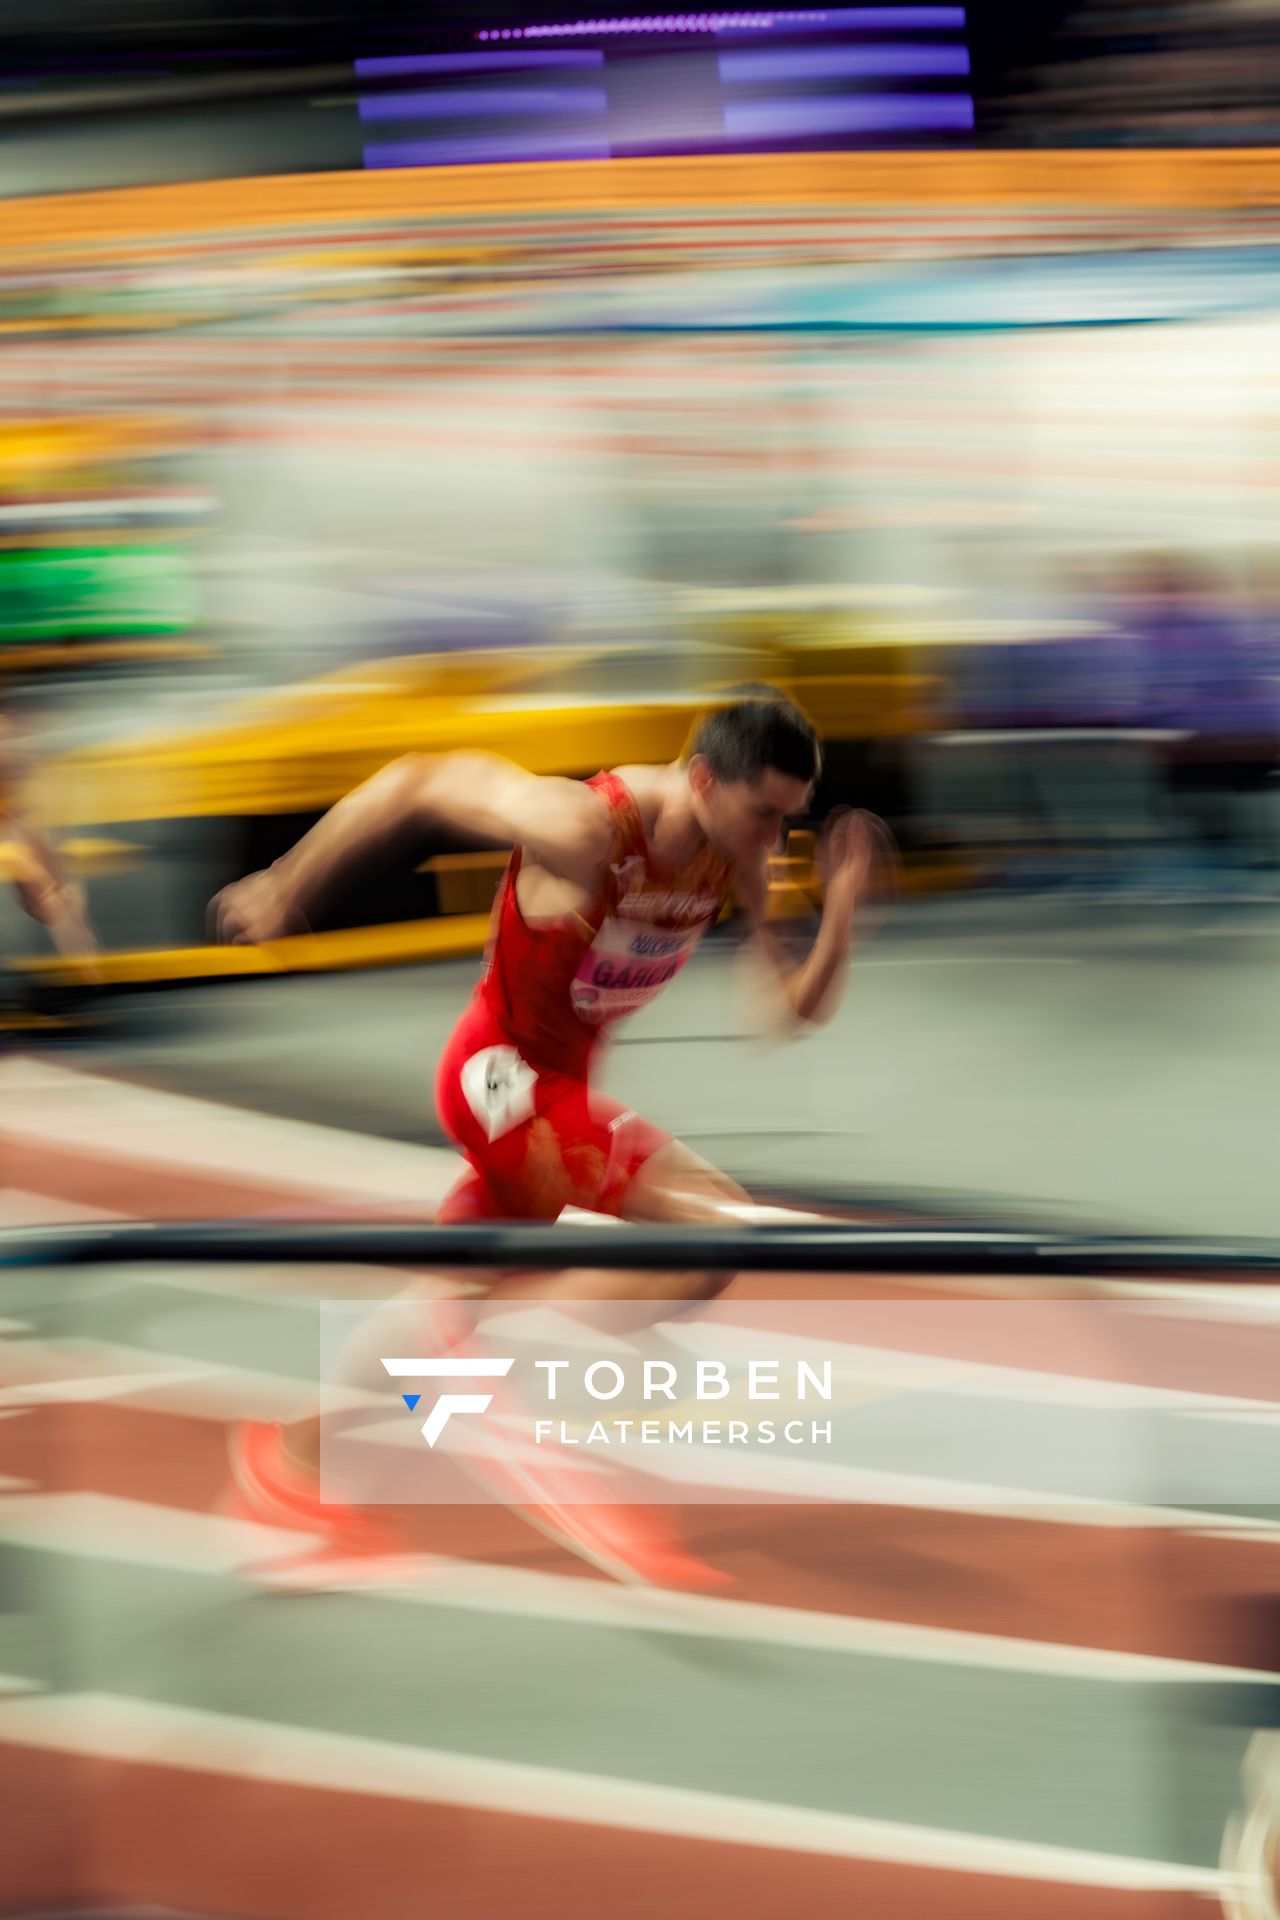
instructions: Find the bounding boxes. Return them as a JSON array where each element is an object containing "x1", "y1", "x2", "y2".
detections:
[
  {"x1": 209, "y1": 752, "x2": 613, "y2": 944},
  {"x1": 739, "y1": 810, "x2": 893, "y2": 1029}
]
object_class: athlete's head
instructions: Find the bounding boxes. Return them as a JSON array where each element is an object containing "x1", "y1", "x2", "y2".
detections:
[{"x1": 686, "y1": 685, "x2": 820, "y2": 861}]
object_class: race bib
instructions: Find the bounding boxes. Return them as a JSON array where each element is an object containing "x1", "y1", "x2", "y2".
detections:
[{"x1": 570, "y1": 917, "x2": 707, "y2": 1027}]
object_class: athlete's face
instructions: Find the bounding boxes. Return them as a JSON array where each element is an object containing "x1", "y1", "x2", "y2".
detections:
[{"x1": 692, "y1": 762, "x2": 814, "y2": 862}]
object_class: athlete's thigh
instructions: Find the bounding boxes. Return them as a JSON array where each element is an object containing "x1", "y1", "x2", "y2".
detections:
[
  {"x1": 453, "y1": 1078, "x2": 675, "y2": 1224},
  {"x1": 437, "y1": 1002, "x2": 617, "y2": 1219},
  {"x1": 511, "y1": 1081, "x2": 668, "y2": 1220}
]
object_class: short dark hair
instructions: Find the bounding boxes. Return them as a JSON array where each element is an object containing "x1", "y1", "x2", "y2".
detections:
[{"x1": 688, "y1": 684, "x2": 821, "y2": 786}]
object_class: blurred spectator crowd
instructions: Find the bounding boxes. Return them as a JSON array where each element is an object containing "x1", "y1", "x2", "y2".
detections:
[
  {"x1": 920, "y1": 553, "x2": 1280, "y2": 892},
  {"x1": 1006, "y1": 0, "x2": 1280, "y2": 143}
]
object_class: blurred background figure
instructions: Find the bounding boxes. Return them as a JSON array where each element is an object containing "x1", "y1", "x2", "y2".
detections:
[
  {"x1": 1110, "y1": 554, "x2": 1280, "y2": 894},
  {"x1": 0, "y1": 685, "x2": 99, "y2": 1025},
  {"x1": 927, "y1": 552, "x2": 1280, "y2": 899},
  {"x1": 916, "y1": 557, "x2": 1157, "y2": 894},
  {"x1": 996, "y1": 0, "x2": 1280, "y2": 143}
]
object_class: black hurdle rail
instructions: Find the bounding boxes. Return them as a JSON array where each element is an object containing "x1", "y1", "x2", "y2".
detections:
[{"x1": 2, "y1": 1221, "x2": 1279, "y2": 1277}]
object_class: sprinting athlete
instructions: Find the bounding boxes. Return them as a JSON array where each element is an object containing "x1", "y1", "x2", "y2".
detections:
[{"x1": 212, "y1": 687, "x2": 892, "y2": 1584}]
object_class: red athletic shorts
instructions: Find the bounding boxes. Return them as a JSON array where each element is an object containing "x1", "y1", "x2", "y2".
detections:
[{"x1": 434, "y1": 998, "x2": 671, "y2": 1223}]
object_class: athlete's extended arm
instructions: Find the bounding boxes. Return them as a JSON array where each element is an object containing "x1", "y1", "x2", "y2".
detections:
[
  {"x1": 738, "y1": 810, "x2": 897, "y2": 1028},
  {"x1": 209, "y1": 752, "x2": 613, "y2": 945}
]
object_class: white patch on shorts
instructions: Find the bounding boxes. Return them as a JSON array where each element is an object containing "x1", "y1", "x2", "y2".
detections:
[{"x1": 460, "y1": 1045, "x2": 538, "y2": 1143}]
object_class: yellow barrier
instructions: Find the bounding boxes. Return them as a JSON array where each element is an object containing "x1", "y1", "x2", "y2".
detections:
[
  {"x1": 33, "y1": 635, "x2": 941, "y2": 826},
  {"x1": 34, "y1": 694, "x2": 708, "y2": 826},
  {"x1": 16, "y1": 913, "x2": 495, "y2": 986}
]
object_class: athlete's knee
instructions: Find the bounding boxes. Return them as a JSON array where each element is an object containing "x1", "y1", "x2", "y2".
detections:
[
  {"x1": 658, "y1": 1267, "x2": 735, "y2": 1305},
  {"x1": 635, "y1": 1170, "x2": 752, "y2": 1230},
  {"x1": 694, "y1": 1266, "x2": 734, "y2": 1300},
  {"x1": 695, "y1": 1170, "x2": 752, "y2": 1216}
]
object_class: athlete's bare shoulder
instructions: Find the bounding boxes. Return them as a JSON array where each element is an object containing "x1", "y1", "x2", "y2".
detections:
[{"x1": 606, "y1": 762, "x2": 674, "y2": 834}]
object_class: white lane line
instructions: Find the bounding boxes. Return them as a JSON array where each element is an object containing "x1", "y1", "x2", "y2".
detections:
[
  {"x1": 0, "y1": 1055, "x2": 461, "y2": 1210},
  {"x1": 0, "y1": 1690, "x2": 1232, "y2": 1895},
  {"x1": 368, "y1": 1551, "x2": 1280, "y2": 1686},
  {"x1": 657, "y1": 1317, "x2": 1280, "y2": 1415},
  {"x1": 0, "y1": 1337, "x2": 327, "y2": 1420},
  {"x1": 0, "y1": 1368, "x2": 224, "y2": 1407},
  {"x1": 0, "y1": 1490, "x2": 1273, "y2": 1687},
  {"x1": 0, "y1": 1494, "x2": 321, "y2": 1574},
  {"x1": 347, "y1": 1405, "x2": 1111, "y2": 1514},
  {"x1": 0, "y1": 1673, "x2": 44, "y2": 1696},
  {"x1": 603, "y1": 1430, "x2": 1280, "y2": 1520}
]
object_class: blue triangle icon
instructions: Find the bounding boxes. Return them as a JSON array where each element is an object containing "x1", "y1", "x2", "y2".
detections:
[{"x1": 402, "y1": 1393, "x2": 421, "y2": 1412}]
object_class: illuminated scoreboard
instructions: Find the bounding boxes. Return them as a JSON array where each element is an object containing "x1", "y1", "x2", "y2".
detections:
[{"x1": 357, "y1": 7, "x2": 972, "y2": 167}]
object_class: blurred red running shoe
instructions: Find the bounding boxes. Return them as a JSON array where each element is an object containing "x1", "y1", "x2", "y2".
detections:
[{"x1": 224, "y1": 1418, "x2": 418, "y2": 1590}]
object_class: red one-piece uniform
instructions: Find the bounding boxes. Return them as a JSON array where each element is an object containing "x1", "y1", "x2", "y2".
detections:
[{"x1": 434, "y1": 770, "x2": 732, "y2": 1221}]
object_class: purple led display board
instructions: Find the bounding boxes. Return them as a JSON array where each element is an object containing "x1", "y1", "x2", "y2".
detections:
[
  {"x1": 481, "y1": 10, "x2": 967, "y2": 35},
  {"x1": 355, "y1": 50, "x2": 606, "y2": 74},
  {"x1": 359, "y1": 88, "x2": 609, "y2": 121},
  {"x1": 358, "y1": 5, "x2": 971, "y2": 167},
  {"x1": 724, "y1": 91, "x2": 973, "y2": 134},
  {"x1": 717, "y1": 43, "x2": 970, "y2": 78}
]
